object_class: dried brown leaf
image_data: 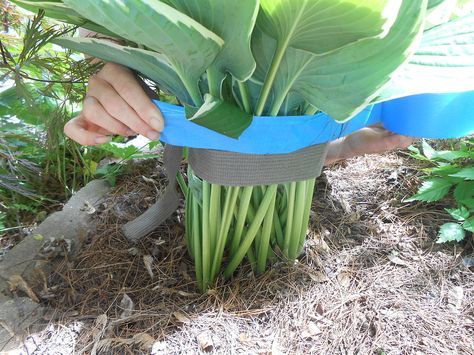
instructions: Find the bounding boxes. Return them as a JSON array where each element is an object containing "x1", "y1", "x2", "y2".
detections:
[
  {"x1": 301, "y1": 321, "x2": 322, "y2": 339},
  {"x1": 197, "y1": 331, "x2": 214, "y2": 352},
  {"x1": 388, "y1": 251, "x2": 409, "y2": 266},
  {"x1": 8, "y1": 274, "x2": 39, "y2": 303},
  {"x1": 119, "y1": 293, "x2": 134, "y2": 319},
  {"x1": 172, "y1": 311, "x2": 191, "y2": 324},
  {"x1": 337, "y1": 272, "x2": 351, "y2": 288},
  {"x1": 143, "y1": 255, "x2": 154, "y2": 278},
  {"x1": 448, "y1": 286, "x2": 464, "y2": 311},
  {"x1": 309, "y1": 271, "x2": 329, "y2": 283}
]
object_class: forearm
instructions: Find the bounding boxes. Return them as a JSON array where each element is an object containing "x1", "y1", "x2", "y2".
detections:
[{"x1": 324, "y1": 138, "x2": 348, "y2": 166}]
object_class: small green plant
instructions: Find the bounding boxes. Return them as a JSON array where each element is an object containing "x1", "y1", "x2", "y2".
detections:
[{"x1": 407, "y1": 139, "x2": 474, "y2": 243}]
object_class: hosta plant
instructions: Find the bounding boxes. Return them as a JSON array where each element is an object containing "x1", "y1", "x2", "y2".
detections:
[{"x1": 12, "y1": 0, "x2": 474, "y2": 290}]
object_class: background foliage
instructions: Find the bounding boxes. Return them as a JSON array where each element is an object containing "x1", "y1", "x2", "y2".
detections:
[
  {"x1": 408, "y1": 139, "x2": 474, "y2": 242},
  {"x1": 0, "y1": 3, "x2": 119, "y2": 233}
]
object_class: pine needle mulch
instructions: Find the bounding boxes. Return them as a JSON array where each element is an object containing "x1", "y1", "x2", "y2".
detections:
[{"x1": 30, "y1": 152, "x2": 474, "y2": 354}]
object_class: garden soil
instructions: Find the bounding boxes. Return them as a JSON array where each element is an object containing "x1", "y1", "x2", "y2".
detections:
[{"x1": 11, "y1": 151, "x2": 474, "y2": 354}]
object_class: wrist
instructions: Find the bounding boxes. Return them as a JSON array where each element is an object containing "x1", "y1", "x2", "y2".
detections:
[{"x1": 324, "y1": 137, "x2": 349, "y2": 166}]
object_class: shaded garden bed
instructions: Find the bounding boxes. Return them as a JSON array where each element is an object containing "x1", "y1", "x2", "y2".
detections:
[{"x1": 14, "y1": 152, "x2": 474, "y2": 354}]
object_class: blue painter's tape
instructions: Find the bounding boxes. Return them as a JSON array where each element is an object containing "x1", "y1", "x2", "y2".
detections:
[{"x1": 158, "y1": 90, "x2": 474, "y2": 154}]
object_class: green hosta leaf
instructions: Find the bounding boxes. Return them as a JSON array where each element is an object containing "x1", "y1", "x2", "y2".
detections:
[
  {"x1": 251, "y1": 28, "x2": 314, "y2": 115},
  {"x1": 464, "y1": 216, "x2": 474, "y2": 232},
  {"x1": 437, "y1": 222, "x2": 466, "y2": 243},
  {"x1": 279, "y1": 0, "x2": 426, "y2": 121},
  {"x1": 377, "y1": 13, "x2": 474, "y2": 102},
  {"x1": 446, "y1": 206, "x2": 470, "y2": 220},
  {"x1": 406, "y1": 178, "x2": 453, "y2": 202},
  {"x1": 188, "y1": 167, "x2": 203, "y2": 207},
  {"x1": 164, "y1": 0, "x2": 259, "y2": 86},
  {"x1": 187, "y1": 94, "x2": 253, "y2": 139},
  {"x1": 62, "y1": 0, "x2": 224, "y2": 105},
  {"x1": 257, "y1": 0, "x2": 402, "y2": 55},
  {"x1": 232, "y1": 79, "x2": 272, "y2": 115},
  {"x1": 10, "y1": 0, "x2": 116, "y2": 36},
  {"x1": 428, "y1": 0, "x2": 447, "y2": 9},
  {"x1": 454, "y1": 181, "x2": 474, "y2": 202},
  {"x1": 450, "y1": 167, "x2": 474, "y2": 180},
  {"x1": 53, "y1": 37, "x2": 192, "y2": 104},
  {"x1": 280, "y1": 91, "x2": 307, "y2": 116},
  {"x1": 251, "y1": 0, "x2": 425, "y2": 118},
  {"x1": 425, "y1": 0, "x2": 457, "y2": 29}
]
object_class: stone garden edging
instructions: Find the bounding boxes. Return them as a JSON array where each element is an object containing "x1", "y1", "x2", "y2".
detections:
[{"x1": 0, "y1": 179, "x2": 111, "y2": 351}]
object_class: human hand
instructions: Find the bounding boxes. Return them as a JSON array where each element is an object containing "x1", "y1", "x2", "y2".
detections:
[
  {"x1": 325, "y1": 125, "x2": 414, "y2": 165},
  {"x1": 64, "y1": 62, "x2": 164, "y2": 145}
]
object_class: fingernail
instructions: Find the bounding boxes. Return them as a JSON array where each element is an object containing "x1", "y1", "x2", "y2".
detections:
[
  {"x1": 95, "y1": 136, "x2": 111, "y2": 144},
  {"x1": 150, "y1": 116, "x2": 164, "y2": 132},
  {"x1": 146, "y1": 131, "x2": 160, "y2": 141}
]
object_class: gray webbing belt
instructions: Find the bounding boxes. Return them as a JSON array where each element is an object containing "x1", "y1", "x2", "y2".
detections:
[{"x1": 122, "y1": 143, "x2": 328, "y2": 242}]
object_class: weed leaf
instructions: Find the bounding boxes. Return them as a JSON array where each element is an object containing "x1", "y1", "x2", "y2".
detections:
[
  {"x1": 406, "y1": 178, "x2": 453, "y2": 202},
  {"x1": 437, "y1": 222, "x2": 465, "y2": 243}
]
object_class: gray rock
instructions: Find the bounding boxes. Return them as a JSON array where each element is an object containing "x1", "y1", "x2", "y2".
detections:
[
  {"x1": 0, "y1": 179, "x2": 111, "y2": 350},
  {"x1": 0, "y1": 179, "x2": 111, "y2": 294},
  {"x1": 0, "y1": 297, "x2": 44, "y2": 351}
]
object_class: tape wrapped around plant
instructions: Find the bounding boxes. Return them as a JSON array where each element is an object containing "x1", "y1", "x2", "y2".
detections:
[
  {"x1": 157, "y1": 91, "x2": 474, "y2": 155},
  {"x1": 123, "y1": 89, "x2": 474, "y2": 243},
  {"x1": 123, "y1": 143, "x2": 328, "y2": 242},
  {"x1": 188, "y1": 144, "x2": 328, "y2": 186}
]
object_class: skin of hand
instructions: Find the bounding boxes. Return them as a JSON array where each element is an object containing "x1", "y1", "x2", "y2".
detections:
[
  {"x1": 325, "y1": 125, "x2": 414, "y2": 165},
  {"x1": 64, "y1": 62, "x2": 164, "y2": 146}
]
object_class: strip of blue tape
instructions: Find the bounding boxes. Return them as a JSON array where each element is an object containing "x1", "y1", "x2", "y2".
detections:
[{"x1": 158, "y1": 91, "x2": 474, "y2": 154}]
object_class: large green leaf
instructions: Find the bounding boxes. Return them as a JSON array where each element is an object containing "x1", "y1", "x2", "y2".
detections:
[
  {"x1": 250, "y1": 28, "x2": 313, "y2": 115},
  {"x1": 253, "y1": 0, "x2": 404, "y2": 115},
  {"x1": 53, "y1": 37, "x2": 192, "y2": 104},
  {"x1": 257, "y1": 0, "x2": 402, "y2": 56},
  {"x1": 376, "y1": 13, "x2": 474, "y2": 102},
  {"x1": 186, "y1": 94, "x2": 253, "y2": 139},
  {"x1": 163, "y1": 0, "x2": 259, "y2": 91},
  {"x1": 252, "y1": 0, "x2": 426, "y2": 119},
  {"x1": 62, "y1": 0, "x2": 224, "y2": 105},
  {"x1": 10, "y1": 0, "x2": 115, "y2": 36},
  {"x1": 428, "y1": 0, "x2": 447, "y2": 9}
]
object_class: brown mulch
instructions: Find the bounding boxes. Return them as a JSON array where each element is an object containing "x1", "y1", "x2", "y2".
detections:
[{"x1": 28, "y1": 152, "x2": 474, "y2": 354}]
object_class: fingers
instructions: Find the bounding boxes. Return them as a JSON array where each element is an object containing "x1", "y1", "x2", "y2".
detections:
[
  {"x1": 83, "y1": 95, "x2": 136, "y2": 137},
  {"x1": 86, "y1": 75, "x2": 160, "y2": 140},
  {"x1": 64, "y1": 114, "x2": 113, "y2": 146},
  {"x1": 65, "y1": 62, "x2": 165, "y2": 147},
  {"x1": 98, "y1": 63, "x2": 164, "y2": 131}
]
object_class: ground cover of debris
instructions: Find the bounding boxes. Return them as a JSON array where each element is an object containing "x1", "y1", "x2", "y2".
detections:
[{"x1": 17, "y1": 152, "x2": 474, "y2": 354}]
